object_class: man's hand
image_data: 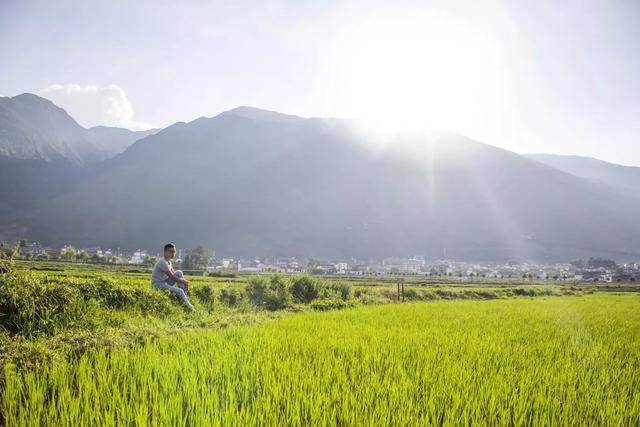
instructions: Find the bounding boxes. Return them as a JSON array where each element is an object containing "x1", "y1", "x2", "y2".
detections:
[{"x1": 181, "y1": 278, "x2": 190, "y2": 295}]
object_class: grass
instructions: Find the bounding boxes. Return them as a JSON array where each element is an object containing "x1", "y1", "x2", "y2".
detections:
[
  {"x1": 2, "y1": 295, "x2": 639, "y2": 425},
  {"x1": 0, "y1": 258, "x2": 620, "y2": 372},
  {"x1": 1, "y1": 258, "x2": 639, "y2": 425}
]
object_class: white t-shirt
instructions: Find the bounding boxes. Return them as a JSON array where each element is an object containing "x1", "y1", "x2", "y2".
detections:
[{"x1": 152, "y1": 258, "x2": 174, "y2": 285}]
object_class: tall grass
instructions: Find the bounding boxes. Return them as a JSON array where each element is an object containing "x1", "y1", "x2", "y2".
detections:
[{"x1": 2, "y1": 295, "x2": 639, "y2": 426}]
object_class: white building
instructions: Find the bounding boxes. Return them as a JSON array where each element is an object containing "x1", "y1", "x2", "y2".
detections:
[
  {"x1": 129, "y1": 250, "x2": 148, "y2": 264},
  {"x1": 334, "y1": 262, "x2": 348, "y2": 274}
]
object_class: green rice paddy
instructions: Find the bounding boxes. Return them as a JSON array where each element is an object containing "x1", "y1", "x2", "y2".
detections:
[{"x1": 3, "y1": 295, "x2": 639, "y2": 426}]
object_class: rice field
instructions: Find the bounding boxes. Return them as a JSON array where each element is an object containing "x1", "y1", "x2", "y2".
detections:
[{"x1": 3, "y1": 294, "x2": 639, "y2": 426}]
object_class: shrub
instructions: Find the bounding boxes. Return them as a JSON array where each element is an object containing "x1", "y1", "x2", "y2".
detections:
[
  {"x1": 0, "y1": 270, "x2": 99, "y2": 336},
  {"x1": 75, "y1": 277, "x2": 175, "y2": 316},
  {"x1": 402, "y1": 288, "x2": 420, "y2": 300},
  {"x1": 327, "y1": 281, "x2": 352, "y2": 301},
  {"x1": 354, "y1": 289, "x2": 386, "y2": 305},
  {"x1": 310, "y1": 298, "x2": 355, "y2": 311},
  {"x1": 246, "y1": 277, "x2": 268, "y2": 306},
  {"x1": 291, "y1": 276, "x2": 322, "y2": 303},
  {"x1": 511, "y1": 288, "x2": 536, "y2": 297},
  {"x1": 194, "y1": 285, "x2": 215, "y2": 312},
  {"x1": 246, "y1": 275, "x2": 292, "y2": 310},
  {"x1": 0, "y1": 253, "x2": 180, "y2": 338},
  {"x1": 218, "y1": 287, "x2": 244, "y2": 307}
]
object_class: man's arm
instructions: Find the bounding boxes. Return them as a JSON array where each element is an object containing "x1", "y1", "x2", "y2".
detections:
[{"x1": 162, "y1": 268, "x2": 189, "y2": 285}]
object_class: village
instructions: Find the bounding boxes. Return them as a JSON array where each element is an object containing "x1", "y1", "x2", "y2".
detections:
[{"x1": 3, "y1": 240, "x2": 639, "y2": 283}]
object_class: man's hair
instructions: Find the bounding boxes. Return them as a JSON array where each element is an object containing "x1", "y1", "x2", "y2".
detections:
[{"x1": 164, "y1": 243, "x2": 176, "y2": 251}]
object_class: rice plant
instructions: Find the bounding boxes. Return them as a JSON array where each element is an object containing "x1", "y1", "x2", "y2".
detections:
[{"x1": 2, "y1": 295, "x2": 639, "y2": 426}]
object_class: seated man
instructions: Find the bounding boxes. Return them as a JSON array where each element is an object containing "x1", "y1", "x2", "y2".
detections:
[{"x1": 152, "y1": 243, "x2": 194, "y2": 310}]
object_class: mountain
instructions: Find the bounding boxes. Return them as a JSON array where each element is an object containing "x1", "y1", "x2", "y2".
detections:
[
  {"x1": 0, "y1": 93, "x2": 157, "y2": 164},
  {"x1": 20, "y1": 106, "x2": 640, "y2": 261},
  {"x1": 526, "y1": 154, "x2": 640, "y2": 192},
  {"x1": 0, "y1": 93, "x2": 158, "y2": 224},
  {"x1": 85, "y1": 126, "x2": 157, "y2": 159}
]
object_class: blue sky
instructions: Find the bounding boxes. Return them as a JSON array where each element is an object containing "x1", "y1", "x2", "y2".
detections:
[{"x1": 1, "y1": 0, "x2": 639, "y2": 165}]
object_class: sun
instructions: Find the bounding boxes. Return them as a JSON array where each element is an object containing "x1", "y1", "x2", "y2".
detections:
[{"x1": 327, "y1": 15, "x2": 502, "y2": 135}]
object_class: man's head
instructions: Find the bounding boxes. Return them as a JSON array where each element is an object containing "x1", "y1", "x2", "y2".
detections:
[{"x1": 163, "y1": 243, "x2": 176, "y2": 260}]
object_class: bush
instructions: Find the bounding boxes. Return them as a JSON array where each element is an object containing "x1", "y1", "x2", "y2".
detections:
[
  {"x1": 291, "y1": 276, "x2": 322, "y2": 303},
  {"x1": 310, "y1": 298, "x2": 355, "y2": 311},
  {"x1": 246, "y1": 275, "x2": 292, "y2": 310},
  {"x1": 218, "y1": 287, "x2": 244, "y2": 307},
  {"x1": 193, "y1": 285, "x2": 215, "y2": 312},
  {"x1": 290, "y1": 276, "x2": 353, "y2": 304},
  {"x1": 326, "y1": 281, "x2": 352, "y2": 301},
  {"x1": 75, "y1": 277, "x2": 176, "y2": 316},
  {"x1": 0, "y1": 254, "x2": 180, "y2": 337},
  {"x1": 354, "y1": 289, "x2": 386, "y2": 305},
  {"x1": 0, "y1": 270, "x2": 99, "y2": 336}
]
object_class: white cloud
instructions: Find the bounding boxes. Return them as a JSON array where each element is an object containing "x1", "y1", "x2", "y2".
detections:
[{"x1": 40, "y1": 84, "x2": 152, "y2": 130}]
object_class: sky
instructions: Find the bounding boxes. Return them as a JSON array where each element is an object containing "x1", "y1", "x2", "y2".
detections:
[{"x1": 1, "y1": 0, "x2": 639, "y2": 165}]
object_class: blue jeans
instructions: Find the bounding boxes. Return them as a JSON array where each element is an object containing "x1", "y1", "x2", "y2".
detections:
[{"x1": 153, "y1": 270, "x2": 193, "y2": 308}]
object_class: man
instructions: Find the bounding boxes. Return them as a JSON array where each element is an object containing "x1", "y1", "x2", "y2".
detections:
[{"x1": 152, "y1": 243, "x2": 195, "y2": 310}]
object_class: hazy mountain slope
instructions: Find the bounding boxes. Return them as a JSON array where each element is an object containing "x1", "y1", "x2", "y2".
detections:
[
  {"x1": 0, "y1": 93, "x2": 158, "y2": 164},
  {"x1": 85, "y1": 126, "x2": 159, "y2": 159},
  {"x1": 25, "y1": 107, "x2": 640, "y2": 261},
  {"x1": 0, "y1": 93, "x2": 89, "y2": 163},
  {"x1": 0, "y1": 93, "x2": 159, "y2": 238},
  {"x1": 526, "y1": 154, "x2": 640, "y2": 192}
]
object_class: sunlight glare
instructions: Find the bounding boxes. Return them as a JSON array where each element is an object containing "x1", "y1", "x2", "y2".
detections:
[{"x1": 329, "y1": 15, "x2": 502, "y2": 138}]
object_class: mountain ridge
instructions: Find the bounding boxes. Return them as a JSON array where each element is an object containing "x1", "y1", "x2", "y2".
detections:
[
  {"x1": 526, "y1": 153, "x2": 640, "y2": 192},
  {"x1": 0, "y1": 93, "x2": 159, "y2": 163},
  {"x1": 19, "y1": 106, "x2": 640, "y2": 261},
  {"x1": 0, "y1": 93, "x2": 159, "y2": 220},
  {"x1": 2, "y1": 98, "x2": 640, "y2": 261}
]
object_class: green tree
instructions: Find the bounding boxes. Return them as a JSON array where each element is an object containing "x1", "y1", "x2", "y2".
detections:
[
  {"x1": 183, "y1": 246, "x2": 209, "y2": 270},
  {"x1": 143, "y1": 254, "x2": 157, "y2": 266},
  {"x1": 79, "y1": 251, "x2": 89, "y2": 263},
  {"x1": 61, "y1": 245, "x2": 77, "y2": 262}
]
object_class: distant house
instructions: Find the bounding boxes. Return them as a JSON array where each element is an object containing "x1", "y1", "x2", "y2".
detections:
[
  {"x1": 19, "y1": 242, "x2": 46, "y2": 256},
  {"x1": 129, "y1": 250, "x2": 148, "y2": 264},
  {"x1": 237, "y1": 258, "x2": 263, "y2": 273},
  {"x1": 575, "y1": 270, "x2": 606, "y2": 282},
  {"x1": 45, "y1": 248, "x2": 61, "y2": 259},
  {"x1": 382, "y1": 257, "x2": 425, "y2": 274},
  {"x1": 220, "y1": 258, "x2": 234, "y2": 269},
  {"x1": 275, "y1": 257, "x2": 302, "y2": 273},
  {"x1": 329, "y1": 261, "x2": 348, "y2": 274},
  {"x1": 314, "y1": 263, "x2": 337, "y2": 275},
  {"x1": 349, "y1": 264, "x2": 370, "y2": 275}
]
